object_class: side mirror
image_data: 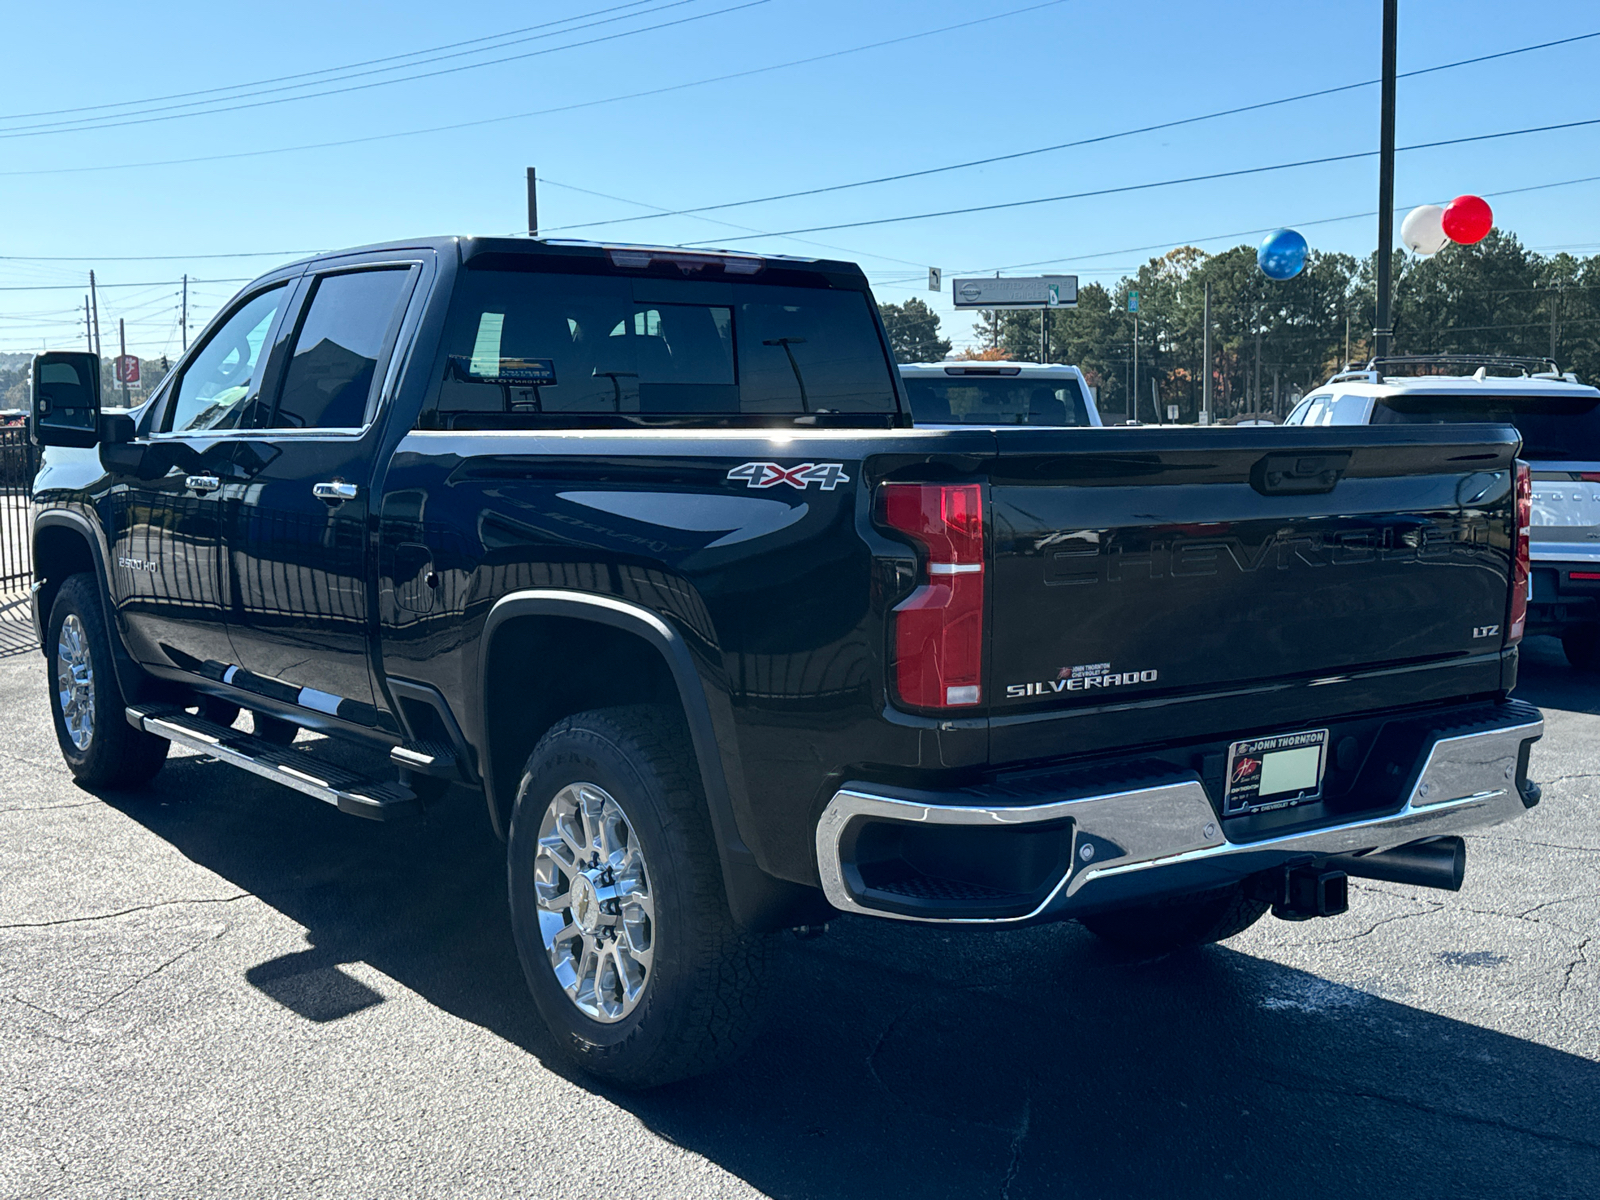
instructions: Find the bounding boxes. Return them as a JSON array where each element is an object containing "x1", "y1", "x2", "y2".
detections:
[{"x1": 31, "y1": 351, "x2": 102, "y2": 448}]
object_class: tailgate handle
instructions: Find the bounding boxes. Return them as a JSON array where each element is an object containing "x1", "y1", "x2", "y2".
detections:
[{"x1": 1250, "y1": 452, "x2": 1350, "y2": 496}]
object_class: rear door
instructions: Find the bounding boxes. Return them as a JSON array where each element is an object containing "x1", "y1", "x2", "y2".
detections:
[
  {"x1": 219, "y1": 258, "x2": 422, "y2": 725},
  {"x1": 987, "y1": 426, "x2": 1520, "y2": 713}
]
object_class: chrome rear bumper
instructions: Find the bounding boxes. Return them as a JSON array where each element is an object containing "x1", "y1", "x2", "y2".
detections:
[{"x1": 815, "y1": 707, "x2": 1543, "y2": 924}]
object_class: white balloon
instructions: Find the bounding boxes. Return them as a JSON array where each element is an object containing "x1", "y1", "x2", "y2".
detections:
[{"x1": 1402, "y1": 204, "x2": 1448, "y2": 256}]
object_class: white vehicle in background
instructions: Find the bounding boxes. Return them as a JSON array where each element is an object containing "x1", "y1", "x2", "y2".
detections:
[
  {"x1": 1286, "y1": 355, "x2": 1600, "y2": 669},
  {"x1": 898, "y1": 362, "x2": 1103, "y2": 427}
]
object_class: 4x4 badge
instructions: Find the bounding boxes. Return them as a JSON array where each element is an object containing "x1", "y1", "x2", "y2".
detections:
[{"x1": 726, "y1": 462, "x2": 850, "y2": 491}]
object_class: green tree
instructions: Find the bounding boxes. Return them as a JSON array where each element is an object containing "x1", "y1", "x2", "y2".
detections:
[{"x1": 877, "y1": 297, "x2": 951, "y2": 363}]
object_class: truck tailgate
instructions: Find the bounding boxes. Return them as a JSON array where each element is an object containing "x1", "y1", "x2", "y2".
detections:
[{"x1": 987, "y1": 425, "x2": 1519, "y2": 712}]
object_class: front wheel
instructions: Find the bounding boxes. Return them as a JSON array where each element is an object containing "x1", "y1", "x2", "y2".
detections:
[
  {"x1": 1078, "y1": 884, "x2": 1269, "y2": 954},
  {"x1": 46, "y1": 574, "x2": 169, "y2": 789},
  {"x1": 507, "y1": 706, "x2": 769, "y2": 1089},
  {"x1": 1562, "y1": 623, "x2": 1600, "y2": 671}
]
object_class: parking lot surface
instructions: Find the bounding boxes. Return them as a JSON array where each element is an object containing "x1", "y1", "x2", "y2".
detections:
[{"x1": 1, "y1": 630, "x2": 1596, "y2": 1199}]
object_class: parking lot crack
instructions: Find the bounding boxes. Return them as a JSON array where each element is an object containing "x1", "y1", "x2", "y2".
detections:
[
  {"x1": 1243, "y1": 1071, "x2": 1600, "y2": 1153},
  {"x1": 1299, "y1": 902, "x2": 1444, "y2": 946},
  {"x1": 1558, "y1": 936, "x2": 1593, "y2": 996},
  {"x1": 0, "y1": 892, "x2": 252, "y2": 930},
  {"x1": 999, "y1": 1096, "x2": 1031, "y2": 1200},
  {"x1": 78, "y1": 925, "x2": 228, "y2": 1019}
]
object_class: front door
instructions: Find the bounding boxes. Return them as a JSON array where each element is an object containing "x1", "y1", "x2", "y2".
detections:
[
  {"x1": 220, "y1": 263, "x2": 419, "y2": 726},
  {"x1": 105, "y1": 283, "x2": 291, "y2": 675}
]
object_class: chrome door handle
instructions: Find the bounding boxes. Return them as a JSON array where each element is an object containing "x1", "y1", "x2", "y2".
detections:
[
  {"x1": 313, "y1": 481, "x2": 358, "y2": 502},
  {"x1": 184, "y1": 474, "x2": 221, "y2": 493}
]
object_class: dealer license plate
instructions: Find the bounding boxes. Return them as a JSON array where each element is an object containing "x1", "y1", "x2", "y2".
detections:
[{"x1": 1223, "y1": 728, "x2": 1329, "y2": 816}]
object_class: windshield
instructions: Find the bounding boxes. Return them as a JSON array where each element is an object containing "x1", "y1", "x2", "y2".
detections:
[
  {"x1": 429, "y1": 270, "x2": 898, "y2": 425},
  {"x1": 902, "y1": 374, "x2": 1091, "y2": 425},
  {"x1": 1370, "y1": 392, "x2": 1600, "y2": 461}
]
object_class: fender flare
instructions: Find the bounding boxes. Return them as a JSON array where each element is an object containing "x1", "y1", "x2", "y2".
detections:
[
  {"x1": 477, "y1": 589, "x2": 821, "y2": 931},
  {"x1": 32, "y1": 509, "x2": 145, "y2": 700}
]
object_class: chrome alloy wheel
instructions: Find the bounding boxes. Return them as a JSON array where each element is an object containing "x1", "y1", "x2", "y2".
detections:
[
  {"x1": 533, "y1": 782, "x2": 655, "y2": 1023},
  {"x1": 56, "y1": 613, "x2": 95, "y2": 752}
]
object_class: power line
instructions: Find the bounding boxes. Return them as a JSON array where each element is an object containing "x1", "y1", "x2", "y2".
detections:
[
  {"x1": 682, "y1": 117, "x2": 1600, "y2": 245},
  {"x1": 0, "y1": 277, "x2": 249, "y2": 293},
  {"x1": 914, "y1": 171, "x2": 1600, "y2": 284},
  {"x1": 0, "y1": 0, "x2": 772, "y2": 141},
  {"x1": 0, "y1": 1, "x2": 1067, "y2": 177},
  {"x1": 540, "y1": 28, "x2": 1600, "y2": 235},
  {"x1": 0, "y1": 0, "x2": 663, "y2": 122},
  {"x1": 0, "y1": 250, "x2": 316, "y2": 262},
  {"x1": 535, "y1": 177, "x2": 932, "y2": 269}
]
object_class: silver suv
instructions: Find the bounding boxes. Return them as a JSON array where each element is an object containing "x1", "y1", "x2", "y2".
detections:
[{"x1": 1287, "y1": 355, "x2": 1600, "y2": 669}]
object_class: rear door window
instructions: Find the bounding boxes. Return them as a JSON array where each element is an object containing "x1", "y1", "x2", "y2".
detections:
[
  {"x1": 270, "y1": 268, "x2": 414, "y2": 430},
  {"x1": 1371, "y1": 392, "x2": 1600, "y2": 460},
  {"x1": 902, "y1": 374, "x2": 1091, "y2": 425},
  {"x1": 432, "y1": 271, "x2": 896, "y2": 421}
]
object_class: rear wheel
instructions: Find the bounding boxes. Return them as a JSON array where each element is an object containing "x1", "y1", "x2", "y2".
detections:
[
  {"x1": 1562, "y1": 623, "x2": 1600, "y2": 671},
  {"x1": 507, "y1": 705, "x2": 769, "y2": 1089},
  {"x1": 250, "y1": 712, "x2": 300, "y2": 745},
  {"x1": 1079, "y1": 884, "x2": 1269, "y2": 954},
  {"x1": 46, "y1": 574, "x2": 169, "y2": 789}
]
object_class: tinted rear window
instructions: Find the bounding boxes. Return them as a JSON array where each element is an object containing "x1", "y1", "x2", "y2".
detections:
[
  {"x1": 430, "y1": 270, "x2": 897, "y2": 424},
  {"x1": 1370, "y1": 392, "x2": 1600, "y2": 461},
  {"x1": 903, "y1": 374, "x2": 1090, "y2": 425}
]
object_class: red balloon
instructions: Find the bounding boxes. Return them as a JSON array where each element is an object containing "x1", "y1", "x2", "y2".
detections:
[{"x1": 1442, "y1": 194, "x2": 1493, "y2": 245}]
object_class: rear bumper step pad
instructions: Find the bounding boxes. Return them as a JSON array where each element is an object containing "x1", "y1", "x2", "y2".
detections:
[{"x1": 127, "y1": 704, "x2": 415, "y2": 820}]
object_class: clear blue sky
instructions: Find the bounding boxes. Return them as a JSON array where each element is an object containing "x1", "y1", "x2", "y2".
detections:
[{"x1": 2, "y1": 0, "x2": 1597, "y2": 356}]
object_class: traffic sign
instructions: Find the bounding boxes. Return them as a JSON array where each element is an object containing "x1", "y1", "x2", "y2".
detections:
[
  {"x1": 1167, "y1": 404, "x2": 1179, "y2": 421},
  {"x1": 951, "y1": 275, "x2": 1077, "y2": 310},
  {"x1": 114, "y1": 355, "x2": 139, "y2": 384},
  {"x1": 1128, "y1": 291, "x2": 1140, "y2": 314},
  {"x1": 928, "y1": 267, "x2": 942, "y2": 292}
]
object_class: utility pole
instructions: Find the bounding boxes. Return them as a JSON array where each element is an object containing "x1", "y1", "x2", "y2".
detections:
[
  {"x1": 1201, "y1": 281, "x2": 1211, "y2": 425},
  {"x1": 181, "y1": 275, "x2": 189, "y2": 351},
  {"x1": 1253, "y1": 324, "x2": 1263, "y2": 413},
  {"x1": 1039, "y1": 312, "x2": 1047, "y2": 365},
  {"x1": 118, "y1": 318, "x2": 130, "y2": 407},
  {"x1": 1345, "y1": 312, "x2": 1352, "y2": 366},
  {"x1": 527, "y1": 167, "x2": 538, "y2": 237},
  {"x1": 1373, "y1": 0, "x2": 1398, "y2": 360},
  {"x1": 89, "y1": 270, "x2": 102, "y2": 360},
  {"x1": 83, "y1": 295, "x2": 92, "y2": 351},
  {"x1": 1550, "y1": 282, "x2": 1560, "y2": 361},
  {"x1": 1130, "y1": 312, "x2": 1138, "y2": 423}
]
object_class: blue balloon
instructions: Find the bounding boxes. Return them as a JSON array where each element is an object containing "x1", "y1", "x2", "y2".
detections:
[{"x1": 1258, "y1": 228, "x2": 1308, "y2": 280}]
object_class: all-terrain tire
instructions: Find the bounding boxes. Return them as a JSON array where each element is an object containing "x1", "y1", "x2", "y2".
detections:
[
  {"x1": 46, "y1": 573, "x2": 169, "y2": 789},
  {"x1": 1078, "y1": 884, "x2": 1269, "y2": 953},
  {"x1": 250, "y1": 712, "x2": 300, "y2": 745},
  {"x1": 1562, "y1": 623, "x2": 1600, "y2": 672},
  {"x1": 507, "y1": 705, "x2": 769, "y2": 1089}
]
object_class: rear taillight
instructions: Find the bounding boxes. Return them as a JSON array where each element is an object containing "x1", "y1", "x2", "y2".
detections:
[
  {"x1": 881, "y1": 483, "x2": 984, "y2": 709},
  {"x1": 1509, "y1": 459, "x2": 1531, "y2": 644}
]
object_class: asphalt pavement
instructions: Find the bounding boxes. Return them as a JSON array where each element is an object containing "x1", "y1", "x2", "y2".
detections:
[{"x1": 1, "y1": 628, "x2": 1596, "y2": 1199}]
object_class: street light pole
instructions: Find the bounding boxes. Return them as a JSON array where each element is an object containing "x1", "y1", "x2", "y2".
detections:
[
  {"x1": 1201, "y1": 281, "x2": 1211, "y2": 425},
  {"x1": 1374, "y1": 0, "x2": 1398, "y2": 360}
]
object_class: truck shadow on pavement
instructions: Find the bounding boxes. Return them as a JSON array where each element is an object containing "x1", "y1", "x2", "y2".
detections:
[{"x1": 104, "y1": 740, "x2": 1600, "y2": 1200}]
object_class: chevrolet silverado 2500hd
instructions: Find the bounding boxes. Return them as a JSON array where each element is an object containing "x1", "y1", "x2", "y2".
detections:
[{"x1": 28, "y1": 237, "x2": 1543, "y2": 1087}]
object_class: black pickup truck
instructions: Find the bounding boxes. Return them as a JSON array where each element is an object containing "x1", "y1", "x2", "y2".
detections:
[{"x1": 28, "y1": 237, "x2": 1543, "y2": 1087}]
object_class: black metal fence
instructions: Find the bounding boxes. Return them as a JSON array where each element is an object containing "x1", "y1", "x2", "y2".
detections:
[{"x1": 0, "y1": 425, "x2": 35, "y2": 594}]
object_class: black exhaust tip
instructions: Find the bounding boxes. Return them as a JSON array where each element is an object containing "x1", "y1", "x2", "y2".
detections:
[{"x1": 1335, "y1": 836, "x2": 1466, "y2": 892}]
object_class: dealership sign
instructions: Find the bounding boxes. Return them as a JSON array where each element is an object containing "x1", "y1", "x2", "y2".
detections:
[{"x1": 952, "y1": 275, "x2": 1078, "y2": 310}]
